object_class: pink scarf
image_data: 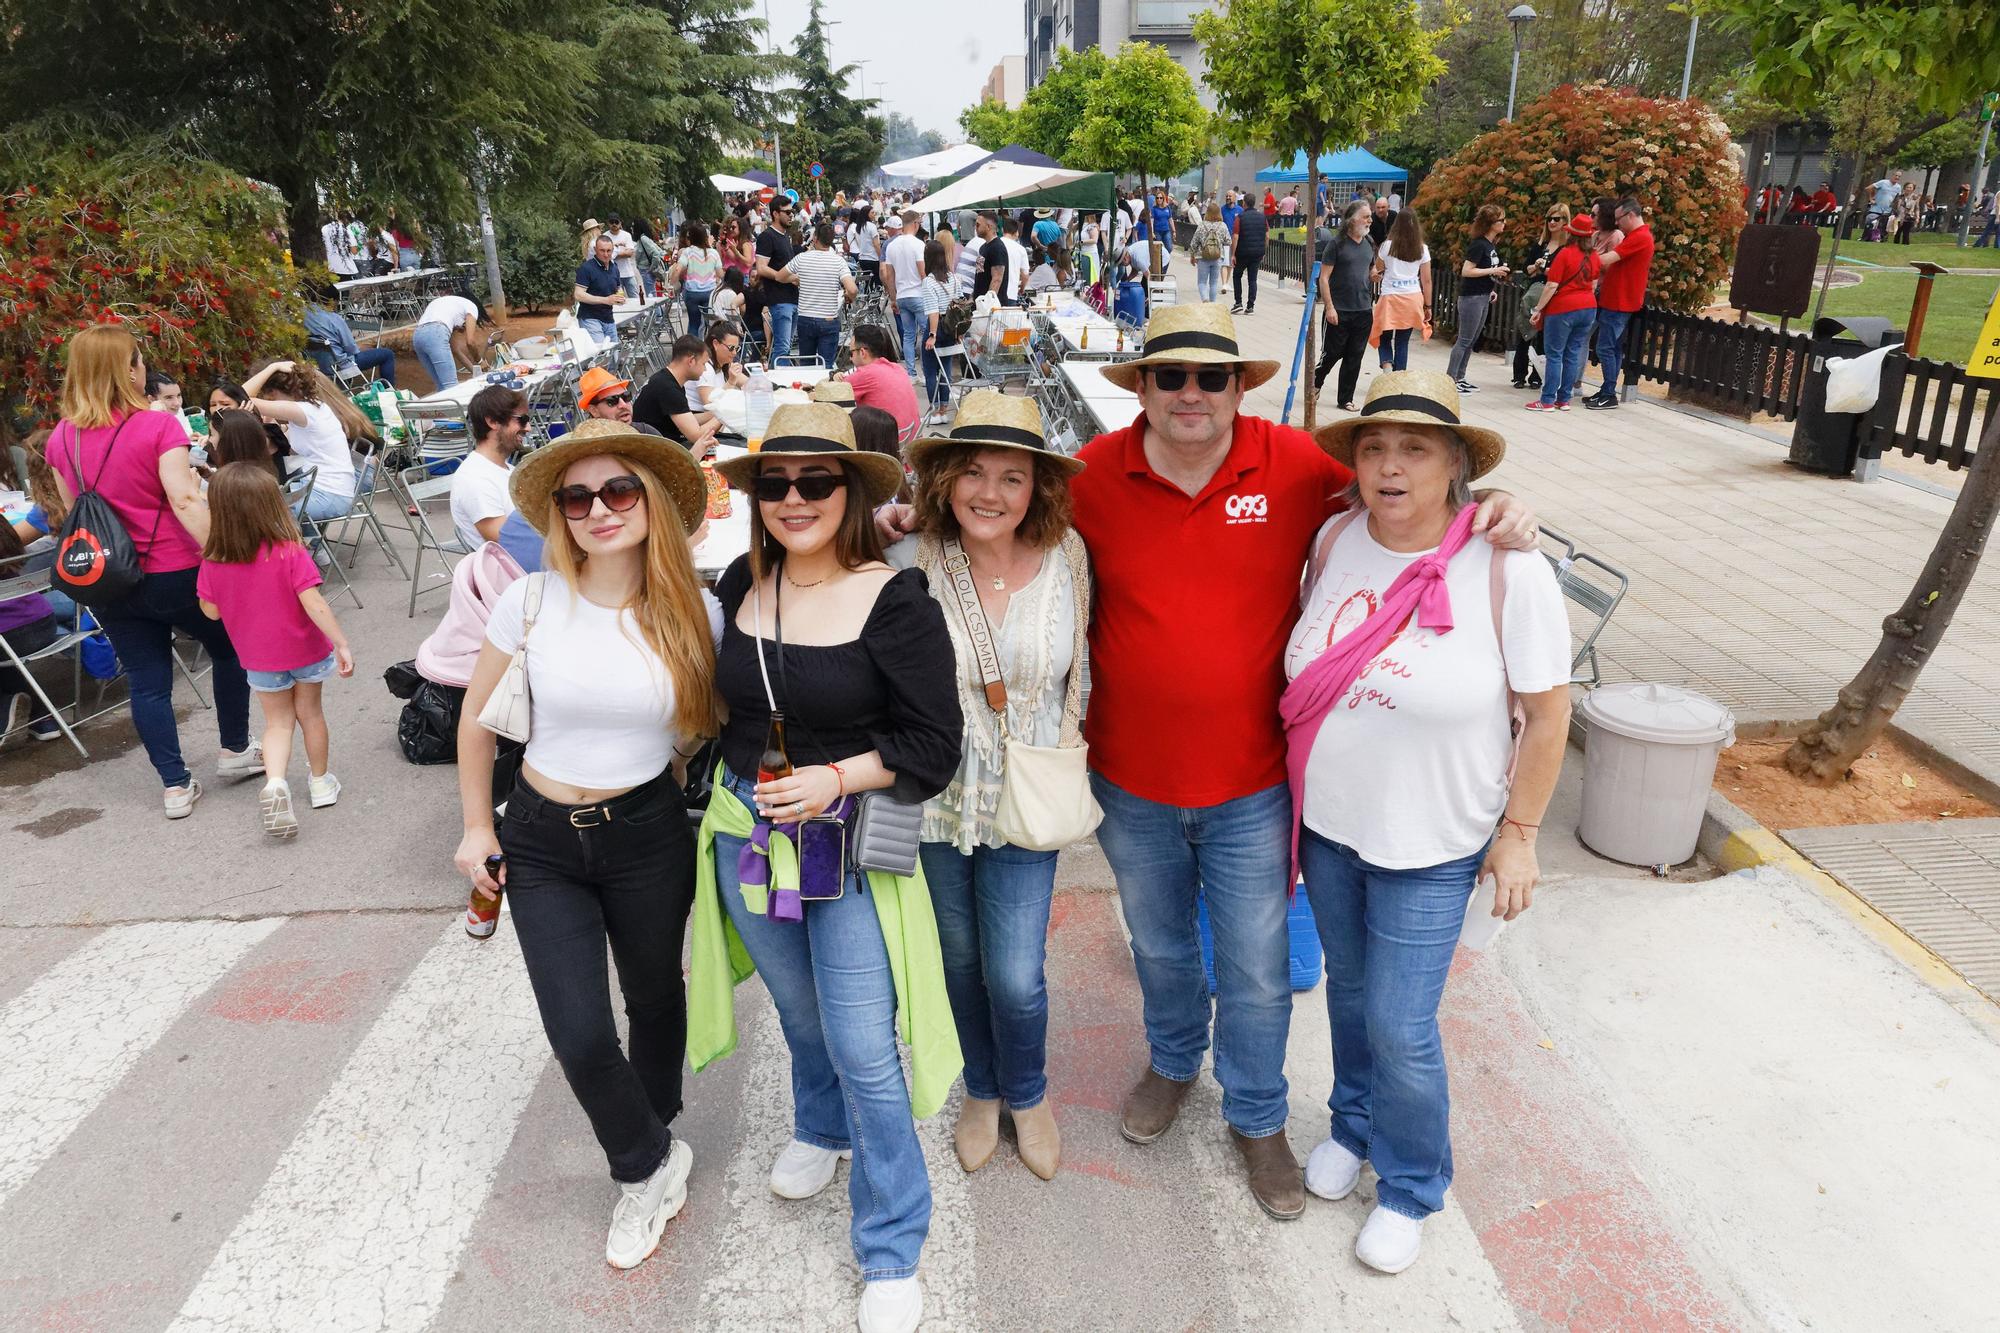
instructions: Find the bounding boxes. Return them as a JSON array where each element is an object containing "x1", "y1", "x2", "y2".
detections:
[{"x1": 1280, "y1": 504, "x2": 1480, "y2": 881}]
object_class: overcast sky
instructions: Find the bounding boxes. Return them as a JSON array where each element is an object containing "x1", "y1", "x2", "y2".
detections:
[{"x1": 757, "y1": 0, "x2": 1023, "y2": 139}]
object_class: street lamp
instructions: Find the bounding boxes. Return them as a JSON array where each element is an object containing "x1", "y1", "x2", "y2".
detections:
[
  {"x1": 1679, "y1": 12, "x2": 1700, "y2": 99},
  {"x1": 1506, "y1": 6, "x2": 1538, "y2": 122}
]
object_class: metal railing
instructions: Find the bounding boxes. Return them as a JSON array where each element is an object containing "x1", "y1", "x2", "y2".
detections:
[{"x1": 1861, "y1": 352, "x2": 1992, "y2": 470}]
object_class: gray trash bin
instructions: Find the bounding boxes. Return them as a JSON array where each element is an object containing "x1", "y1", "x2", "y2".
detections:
[
  {"x1": 1576, "y1": 683, "x2": 1736, "y2": 867},
  {"x1": 1788, "y1": 316, "x2": 1903, "y2": 476}
]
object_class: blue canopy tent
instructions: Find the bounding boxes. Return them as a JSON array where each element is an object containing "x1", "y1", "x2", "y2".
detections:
[
  {"x1": 1255, "y1": 147, "x2": 1407, "y2": 184},
  {"x1": 938, "y1": 144, "x2": 1063, "y2": 184}
]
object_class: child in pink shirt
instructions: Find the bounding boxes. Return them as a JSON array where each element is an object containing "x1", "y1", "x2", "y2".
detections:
[{"x1": 197, "y1": 463, "x2": 355, "y2": 839}]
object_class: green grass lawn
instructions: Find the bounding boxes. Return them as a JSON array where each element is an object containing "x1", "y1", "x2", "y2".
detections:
[
  {"x1": 1827, "y1": 229, "x2": 2000, "y2": 271},
  {"x1": 1818, "y1": 268, "x2": 2000, "y2": 364}
]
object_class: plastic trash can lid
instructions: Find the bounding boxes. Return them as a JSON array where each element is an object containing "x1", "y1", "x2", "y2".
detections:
[{"x1": 1578, "y1": 682, "x2": 1736, "y2": 745}]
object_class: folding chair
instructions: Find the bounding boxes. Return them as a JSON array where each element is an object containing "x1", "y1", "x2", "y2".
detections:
[
  {"x1": 0, "y1": 558, "x2": 97, "y2": 757},
  {"x1": 326, "y1": 446, "x2": 410, "y2": 578},
  {"x1": 285, "y1": 467, "x2": 360, "y2": 609},
  {"x1": 1538, "y1": 524, "x2": 1630, "y2": 688},
  {"x1": 392, "y1": 461, "x2": 473, "y2": 617},
  {"x1": 773, "y1": 354, "x2": 826, "y2": 370}
]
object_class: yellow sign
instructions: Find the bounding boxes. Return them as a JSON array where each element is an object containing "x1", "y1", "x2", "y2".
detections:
[{"x1": 1974, "y1": 289, "x2": 2000, "y2": 380}]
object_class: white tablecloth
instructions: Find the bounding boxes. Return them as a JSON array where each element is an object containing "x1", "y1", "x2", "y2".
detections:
[
  {"x1": 1047, "y1": 315, "x2": 1128, "y2": 356},
  {"x1": 704, "y1": 367, "x2": 830, "y2": 437},
  {"x1": 1060, "y1": 361, "x2": 1140, "y2": 433},
  {"x1": 333, "y1": 267, "x2": 444, "y2": 293}
]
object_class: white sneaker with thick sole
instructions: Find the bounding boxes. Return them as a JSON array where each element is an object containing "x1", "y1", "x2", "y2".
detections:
[
  {"x1": 606, "y1": 1137, "x2": 692, "y2": 1269},
  {"x1": 1355, "y1": 1205, "x2": 1424, "y2": 1274},
  {"x1": 856, "y1": 1276, "x2": 923, "y2": 1333},
  {"x1": 164, "y1": 779, "x2": 203, "y2": 820},
  {"x1": 1306, "y1": 1137, "x2": 1363, "y2": 1201},
  {"x1": 308, "y1": 772, "x2": 342, "y2": 809},
  {"x1": 217, "y1": 745, "x2": 264, "y2": 779},
  {"x1": 260, "y1": 779, "x2": 299, "y2": 839},
  {"x1": 769, "y1": 1139, "x2": 850, "y2": 1200}
]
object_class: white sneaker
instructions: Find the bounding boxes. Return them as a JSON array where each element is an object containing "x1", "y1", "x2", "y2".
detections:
[
  {"x1": 1306, "y1": 1137, "x2": 1363, "y2": 1201},
  {"x1": 308, "y1": 772, "x2": 342, "y2": 809},
  {"x1": 856, "y1": 1276, "x2": 923, "y2": 1333},
  {"x1": 164, "y1": 779, "x2": 203, "y2": 820},
  {"x1": 217, "y1": 745, "x2": 264, "y2": 778},
  {"x1": 1355, "y1": 1205, "x2": 1424, "y2": 1274},
  {"x1": 606, "y1": 1137, "x2": 692, "y2": 1269},
  {"x1": 768, "y1": 1138, "x2": 850, "y2": 1200},
  {"x1": 260, "y1": 779, "x2": 299, "y2": 839}
]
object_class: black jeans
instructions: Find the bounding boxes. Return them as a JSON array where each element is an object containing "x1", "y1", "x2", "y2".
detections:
[
  {"x1": 1314, "y1": 307, "x2": 1374, "y2": 405},
  {"x1": 1513, "y1": 328, "x2": 1544, "y2": 385},
  {"x1": 501, "y1": 768, "x2": 694, "y2": 1183},
  {"x1": 1233, "y1": 251, "x2": 1264, "y2": 309},
  {"x1": 93, "y1": 565, "x2": 251, "y2": 788}
]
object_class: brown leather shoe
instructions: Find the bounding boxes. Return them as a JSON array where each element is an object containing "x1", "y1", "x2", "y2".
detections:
[
  {"x1": 1120, "y1": 1069, "x2": 1197, "y2": 1144},
  {"x1": 1230, "y1": 1128, "x2": 1305, "y2": 1220}
]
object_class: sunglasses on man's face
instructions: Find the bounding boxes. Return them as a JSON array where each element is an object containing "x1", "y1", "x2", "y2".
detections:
[
  {"x1": 554, "y1": 474, "x2": 645, "y2": 521},
  {"x1": 594, "y1": 392, "x2": 631, "y2": 407},
  {"x1": 753, "y1": 471, "x2": 847, "y2": 503},
  {"x1": 1147, "y1": 366, "x2": 1237, "y2": 393},
  {"x1": 508, "y1": 413, "x2": 532, "y2": 426}
]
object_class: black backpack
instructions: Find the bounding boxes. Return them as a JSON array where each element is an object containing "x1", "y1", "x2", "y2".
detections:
[{"x1": 53, "y1": 417, "x2": 150, "y2": 606}]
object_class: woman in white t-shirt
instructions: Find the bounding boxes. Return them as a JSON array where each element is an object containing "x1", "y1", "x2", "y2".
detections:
[
  {"x1": 1289, "y1": 372, "x2": 1571, "y2": 1277},
  {"x1": 241, "y1": 360, "x2": 370, "y2": 520},
  {"x1": 1368, "y1": 207, "x2": 1432, "y2": 372},
  {"x1": 411, "y1": 292, "x2": 492, "y2": 391},
  {"x1": 454, "y1": 418, "x2": 722, "y2": 1273}
]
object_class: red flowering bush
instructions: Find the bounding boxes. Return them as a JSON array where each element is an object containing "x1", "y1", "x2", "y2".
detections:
[
  {"x1": 1410, "y1": 83, "x2": 1745, "y2": 314},
  {"x1": 0, "y1": 132, "x2": 303, "y2": 439}
]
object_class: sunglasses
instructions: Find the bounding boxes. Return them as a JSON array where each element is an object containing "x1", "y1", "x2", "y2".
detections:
[
  {"x1": 554, "y1": 474, "x2": 645, "y2": 520},
  {"x1": 1146, "y1": 366, "x2": 1237, "y2": 393},
  {"x1": 752, "y1": 472, "x2": 847, "y2": 503},
  {"x1": 594, "y1": 392, "x2": 631, "y2": 407},
  {"x1": 509, "y1": 413, "x2": 532, "y2": 426}
]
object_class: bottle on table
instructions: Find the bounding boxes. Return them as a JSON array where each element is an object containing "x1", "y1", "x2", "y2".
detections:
[{"x1": 746, "y1": 366, "x2": 774, "y2": 450}]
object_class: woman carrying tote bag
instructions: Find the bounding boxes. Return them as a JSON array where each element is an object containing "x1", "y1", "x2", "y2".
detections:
[{"x1": 890, "y1": 390, "x2": 1097, "y2": 1184}]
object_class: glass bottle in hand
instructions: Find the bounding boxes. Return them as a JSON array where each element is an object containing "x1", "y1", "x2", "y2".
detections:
[{"x1": 758, "y1": 713, "x2": 793, "y2": 785}]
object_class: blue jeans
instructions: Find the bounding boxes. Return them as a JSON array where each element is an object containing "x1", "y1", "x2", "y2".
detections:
[
  {"x1": 683, "y1": 287, "x2": 711, "y2": 338},
  {"x1": 1089, "y1": 773, "x2": 1293, "y2": 1136},
  {"x1": 91, "y1": 565, "x2": 251, "y2": 788},
  {"x1": 1975, "y1": 218, "x2": 1997, "y2": 247},
  {"x1": 353, "y1": 346, "x2": 397, "y2": 387},
  {"x1": 410, "y1": 321, "x2": 457, "y2": 392},
  {"x1": 1299, "y1": 826, "x2": 1486, "y2": 1221},
  {"x1": 711, "y1": 768, "x2": 930, "y2": 1280},
  {"x1": 895, "y1": 295, "x2": 928, "y2": 376},
  {"x1": 794, "y1": 313, "x2": 841, "y2": 368},
  {"x1": 1195, "y1": 259, "x2": 1221, "y2": 303},
  {"x1": 619, "y1": 274, "x2": 641, "y2": 301},
  {"x1": 1540, "y1": 308, "x2": 1594, "y2": 405},
  {"x1": 578, "y1": 317, "x2": 617, "y2": 347},
  {"x1": 1378, "y1": 326, "x2": 1412, "y2": 370},
  {"x1": 918, "y1": 840, "x2": 1059, "y2": 1108},
  {"x1": 921, "y1": 344, "x2": 947, "y2": 408},
  {"x1": 766, "y1": 303, "x2": 797, "y2": 361},
  {"x1": 1593, "y1": 308, "x2": 1632, "y2": 399}
]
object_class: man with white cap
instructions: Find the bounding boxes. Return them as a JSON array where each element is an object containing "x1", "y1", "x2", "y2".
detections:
[{"x1": 881, "y1": 210, "x2": 928, "y2": 377}]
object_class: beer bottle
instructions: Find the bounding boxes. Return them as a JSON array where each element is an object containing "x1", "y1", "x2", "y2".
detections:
[{"x1": 758, "y1": 712, "x2": 793, "y2": 784}]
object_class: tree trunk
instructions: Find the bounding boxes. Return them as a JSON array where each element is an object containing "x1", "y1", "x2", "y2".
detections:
[
  {"x1": 1744, "y1": 127, "x2": 1768, "y2": 220},
  {"x1": 1785, "y1": 408, "x2": 2000, "y2": 782},
  {"x1": 1783, "y1": 122, "x2": 1807, "y2": 197},
  {"x1": 1303, "y1": 138, "x2": 1324, "y2": 431},
  {"x1": 1809, "y1": 152, "x2": 1870, "y2": 327}
]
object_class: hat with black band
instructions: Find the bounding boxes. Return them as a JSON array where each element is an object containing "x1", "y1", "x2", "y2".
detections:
[
  {"x1": 711, "y1": 402, "x2": 907, "y2": 502},
  {"x1": 908, "y1": 388, "x2": 1086, "y2": 476},
  {"x1": 1098, "y1": 303, "x2": 1281, "y2": 391},
  {"x1": 1310, "y1": 369, "x2": 1506, "y2": 479}
]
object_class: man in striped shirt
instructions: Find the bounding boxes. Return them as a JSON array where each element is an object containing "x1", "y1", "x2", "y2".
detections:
[{"x1": 781, "y1": 220, "x2": 857, "y2": 368}]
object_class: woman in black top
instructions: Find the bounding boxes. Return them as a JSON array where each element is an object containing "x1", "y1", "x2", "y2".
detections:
[
  {"x1": 703, "y1": 402, "x2": 960, "y2": 1333},
  {"x1": 1313, "y1": 199, "x2": 1379, "y2": 411},
  {"x1": 1447, "y1": 204, "x2": 1511, "y2": 392},
  {"x1": 1512, "y1": 204, "x2": 1569, "y2": 389}
]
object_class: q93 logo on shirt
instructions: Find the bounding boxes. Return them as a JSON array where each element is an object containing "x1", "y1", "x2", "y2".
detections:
[{"x1": 1223, "y1": 492, "x2": 1269, "y2": 525}]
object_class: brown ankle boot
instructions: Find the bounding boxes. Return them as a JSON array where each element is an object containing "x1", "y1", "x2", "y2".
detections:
[
  {"x1": 955, "y1": 1096, "x2": 1001, "y2": 1172},
  {"x1": 1012, "y1": 1101, "x2": 1062, "y2": 1180},
  {"x1": 1230, "y1": 1127, "x2": 1305, "y2": 1220},
  {"x1": 1120, "y1": 1069, "x2": 1197, "y2": 1144}
]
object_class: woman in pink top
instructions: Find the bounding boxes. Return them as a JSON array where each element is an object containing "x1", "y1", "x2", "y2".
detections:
[
  {"x1": 197, "y1": 463, "x2": 355, "y2": 840},
  {"x1": 48, "y1": 324, "x2": 255, "y2": 818}
]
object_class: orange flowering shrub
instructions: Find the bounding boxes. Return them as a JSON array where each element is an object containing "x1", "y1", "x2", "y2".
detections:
[
  {"x1": 1410, "y1": 83, "x2": 1745, "y2": 313},
  {"x1": 1, "y1": 133, "x2": 303, "y2": 438}
]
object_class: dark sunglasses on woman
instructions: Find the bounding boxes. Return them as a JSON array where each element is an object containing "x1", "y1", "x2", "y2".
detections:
[
  {"x1": 752, "y1": 472, "x2": 847, "y2": 503},
  {"x1": 1147, "y1": 366, "x2": 1236, "y2": 393},
  {"x1": 554, "y1": 474, "x2": 645, "y2": 520}
]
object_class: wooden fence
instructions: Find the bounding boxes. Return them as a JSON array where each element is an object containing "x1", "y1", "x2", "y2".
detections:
[{"x1": 1860, "y1": 353, "x2": 1992, "y2": 470}]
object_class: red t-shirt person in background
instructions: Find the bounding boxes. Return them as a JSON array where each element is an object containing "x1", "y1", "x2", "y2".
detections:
[{"x1": 1581, "y1": 197, "x2": 1654, "y2": 410}]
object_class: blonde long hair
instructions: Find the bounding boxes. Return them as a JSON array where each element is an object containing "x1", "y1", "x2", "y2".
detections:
[
  {"x1": 60, "y1": 324, "x2": 150, "y2": 428},
  {"x1": 541, "y1": 458, "x2": 721, "y2": 738}
]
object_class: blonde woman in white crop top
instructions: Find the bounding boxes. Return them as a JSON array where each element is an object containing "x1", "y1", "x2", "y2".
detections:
[{"x1": 453, "y1": 420, "x2": 721, "y2": 1273}]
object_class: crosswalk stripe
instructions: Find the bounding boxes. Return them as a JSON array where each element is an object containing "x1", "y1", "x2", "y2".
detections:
[
  {"x1": 694, "y1": 997, "x2": 980, "y2": 1330},
  {"x1": 0, "y1": 919, "x2": 284, "y2": 1207},
  {"x1": 167, "y1": 921, "x2": 548, "y2": 1333}
]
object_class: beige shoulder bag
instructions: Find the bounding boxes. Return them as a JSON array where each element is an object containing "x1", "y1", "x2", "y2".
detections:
[{"x1": 475, "y1": 572, "x2": 545, "y2": 743}]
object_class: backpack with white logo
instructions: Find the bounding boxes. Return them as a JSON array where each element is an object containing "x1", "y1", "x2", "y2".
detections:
[{"x1": 52, "y1": 417, "x2": 149, "y2": 606}]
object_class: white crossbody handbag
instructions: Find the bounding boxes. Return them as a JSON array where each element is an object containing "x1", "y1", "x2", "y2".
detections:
[
  {"x1": 933, "y1": 531, "x2": 1101, "y2": 852},
  {"x1": 475, "y1": 572, "x2": 545, "y2": 743}
]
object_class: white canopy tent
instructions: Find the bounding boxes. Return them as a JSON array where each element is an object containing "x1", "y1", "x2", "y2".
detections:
[
  {"x1": 879, "y1": 143, "x2": 990, "y2": 179},
  {"x1": 709, "y1": 172, "x2": 766, "y2": 193},
  {"x1": 915, "y1": 161, "x2": 1104, "y2": 214}
]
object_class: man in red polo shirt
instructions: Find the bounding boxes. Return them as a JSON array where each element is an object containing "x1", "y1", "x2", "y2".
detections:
[{"x1": 1582, "y1": 196, "x2": 1654, "y2": 410}]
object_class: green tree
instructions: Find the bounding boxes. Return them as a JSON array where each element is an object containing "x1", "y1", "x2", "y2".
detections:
[
  {"x1": 1369, "y1": 0, "x2": 1514, "y2": 187},
  {"x1": 1894, "y1": 117, "x2": 1982, "y2": 171},
  {"x1": 1016, "y1": 46, "x2": 1112, "y2": 163},
  {"x1": 1069, "y1": 43, "x2": 1209, "y2": 194},
  {"x1": 1196, "y1": 0, "x2": 1446, "y2": 426},
  {"x1": 958, "y1": 99, "x2": 1021, "y2": 151},
  {"x1": 779, "y1": 0, "x2": 884, "y2": 194},
  {"x1": 883, "y1": 113, "x2": 947, "y2": 165},
  {"x1": 1693, "y1": 0, "x2": 2000, "y2": 784}
]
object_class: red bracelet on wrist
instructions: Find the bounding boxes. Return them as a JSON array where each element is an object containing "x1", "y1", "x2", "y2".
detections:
[{"x1": 827, "y1": 762, "x2": 846, "y2": 797}]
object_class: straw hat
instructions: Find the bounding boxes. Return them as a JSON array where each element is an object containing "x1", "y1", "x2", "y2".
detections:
[
  {"x1": 809, "y1": 379, "x2": 857, "y2": 406},
  {"x1": 577, "y1": 366, "x2": 632, "y2": 410},
  {"x1": 1033, "y1": 208, "x2": 1055, "y2": 219},
  {"x1": 1310, "y1": 370, "x2": 1506, "y2": 480},
  {"x1": 711, "y1": 402, "x2": 906, "y2": 503},
  {"x1": 1098, "y1": 303, "x2": 1280, "y2": 392},
  {"x1": 580, "y1": 217, "x2": 602, "y2": 232},
  {"x1": 508, "y1": 418, "x2": 708, "y2": 537},
  {"x1": 908, "y1": 388, "x2": 1085, "y2": 476}
]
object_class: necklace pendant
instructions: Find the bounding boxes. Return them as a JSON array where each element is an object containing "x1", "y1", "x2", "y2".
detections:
[{"x1": 991, "y1": 576, "x2": 1006, "y2": 591}]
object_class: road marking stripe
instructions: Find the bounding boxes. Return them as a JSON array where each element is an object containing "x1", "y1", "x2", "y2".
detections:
[
  {"x1": 0, "y1": 919, "x2": 283, "y2": 1205},
  {"x1": 168, "y1": 922, "x2": 548, "y2": 1333}
]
